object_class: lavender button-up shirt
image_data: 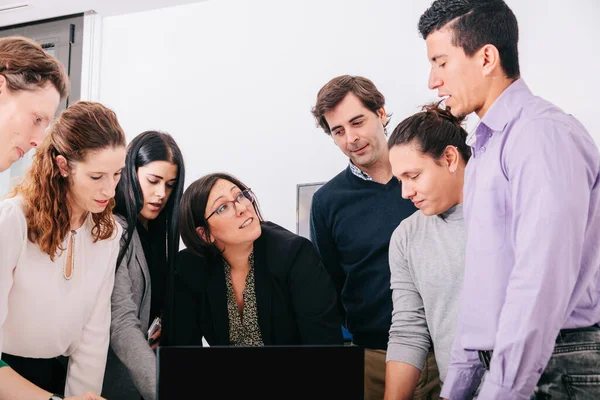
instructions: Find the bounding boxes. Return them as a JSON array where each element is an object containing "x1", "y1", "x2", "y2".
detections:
[{"x1": 441, "y1": 79, "x2": 600, "y2": 400}]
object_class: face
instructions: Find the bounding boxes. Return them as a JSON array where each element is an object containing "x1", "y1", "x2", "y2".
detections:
[
  {"x1": 137, "y1": 161, "x2": 178, "y2": 223},
  {"x1": 324, "y1": 92, "x2": 388, "y2": 171},
  {"x1": 202, "y1": 179, "x2": 261, "y2": 250},
  {"x1": 389, "y1": 142, "x2": 462, "y2": 216},
  {"x1": 0, "y1": 78, "x2": 61, "y2": 172},
  {"x1": 64, "y1": 146, "x2": 127, "y2": 215},
  {"x1": 426, "y1": 28, "x2": 486, "y2": 118}
]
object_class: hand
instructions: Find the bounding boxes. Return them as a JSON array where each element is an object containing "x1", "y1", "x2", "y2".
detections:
[
  {"x1": 149, "y1": 326, "x2": 161, "y2": 351},
  {"x1": 65, "y1": 393, "x2": 106, "y2": 400}
]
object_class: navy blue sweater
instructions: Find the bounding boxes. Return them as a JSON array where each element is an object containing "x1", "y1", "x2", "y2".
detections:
[{"x1": 310, "y1": 166, "x2": 417, "y2": 350}]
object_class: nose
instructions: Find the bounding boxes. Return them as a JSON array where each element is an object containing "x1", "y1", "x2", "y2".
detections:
[
  {"x1": 428, "y1": 67, "x2": 442, "y2": 91},
  {"x1": 155, "y1": 184, "x2": 166, "y2": 199},
  {"x1": 401, "y1": 181, "x2": 416, "y2": 200},
  {"x1": 101, "y1": 175, "x2": 118, "y2": 199},
  {"x1": 30, "y1": 125, "x2": 48, "y2": 149},
  {"x1": 346, "y1": 128, "x2": 360, "y2": 145},
  {"x1": 234, "y1": 200, "x2": 249, "y2": 215}
]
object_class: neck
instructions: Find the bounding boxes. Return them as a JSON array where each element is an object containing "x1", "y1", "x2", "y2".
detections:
[
  {"x1": 476, "y1": 76, "x2": 517, "y2": 119},
  {"x1": 358, "y1": 157, "x2": 393, "y2": 184},
  {"x1": 69, "y1": 205, "x2": 88, "y2": 231},
  {"x1": 138, "y1": 214, "x2": 148, "y2": 229},
  {"x1": 222, "y1": 242, "x2": 253, "y2": 271}
]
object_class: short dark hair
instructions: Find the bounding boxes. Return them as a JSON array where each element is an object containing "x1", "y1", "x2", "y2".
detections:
[
  {"x1": 311, "y1": 75, "x2": 392, "y2": 135},
  {"x1": 179, "y1": 173, "x2": 264, "y2": 258},
  {"x1": 418, "y1": 0, "x2": 520, "y2": 79},
  {"x1": 388, "y1": 102, "x2": 471, "y2": 163}
]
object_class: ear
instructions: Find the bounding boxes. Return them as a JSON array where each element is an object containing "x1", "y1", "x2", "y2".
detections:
[
  {"x1": 480, "y1": 44, "x2": 501, "y2": 77},
  {"x1": 55, "y1": 155, "x2": 70, "y2": 177},
  {"x1": 195, "y1": 226, "x2": 213, "y2": 244},
  {"x1": 377, "y1": 107, "x2": 387, "y2": 126},
  {"x1": 444, "y1": 145, "x2": 460, "y2": 173}
]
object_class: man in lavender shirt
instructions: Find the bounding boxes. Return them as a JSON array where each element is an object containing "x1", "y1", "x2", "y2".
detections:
[{"x1": 416, "y1": 1, "x2": 600, "y2": 399}]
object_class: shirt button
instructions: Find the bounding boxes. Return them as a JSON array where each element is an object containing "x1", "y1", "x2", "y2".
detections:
[{"x1": 480, "y1": 146, "x2": 486, "y2": 153}]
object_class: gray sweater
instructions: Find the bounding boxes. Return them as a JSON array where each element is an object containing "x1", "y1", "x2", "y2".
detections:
[{"x1": 386, "y1": 204, "x2": 465, "y2": 382}]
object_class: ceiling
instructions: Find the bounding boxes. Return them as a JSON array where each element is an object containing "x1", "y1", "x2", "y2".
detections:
[{"x1": 0, "y1": 0, "x2": 207, "y2": 28}]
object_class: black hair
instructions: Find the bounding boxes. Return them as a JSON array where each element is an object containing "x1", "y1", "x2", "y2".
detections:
[
  {"x1": 418, "y1": 0, "x2": 520, "y2": 79},
  {"x1": 114, "y1": 130, "x2": 185, "y2": 269},
  {"x1": 388, "y1": 102, "x2": 471, "y2": 163}
]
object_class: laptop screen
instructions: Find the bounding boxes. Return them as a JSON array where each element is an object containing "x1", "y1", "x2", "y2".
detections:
[{"x1": 157, "y1": 344, "x2": 364, "y2": 399}]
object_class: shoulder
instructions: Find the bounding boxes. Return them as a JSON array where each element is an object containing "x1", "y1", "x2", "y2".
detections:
[
  {"x1": 0, "y1": 196, "x2": 27, "y2": 237},
  {"x1": 260, "y1": 221, "x2": 312, "y2": 251},
  {"x1": 390, "y1": 210, "x2": 423, "y2": 247},
  {"x1": 0, "y1": 196, "x2": 26, "y2": 223},
  {"x1": 313, "y1": 169, "x2": 349, "y2": 200},
  {"x1": 176, "y1": 248, "x2": 210, "y2": 275}
]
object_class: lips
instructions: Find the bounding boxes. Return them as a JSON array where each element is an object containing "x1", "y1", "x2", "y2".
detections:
[
  {"x1": 16, "y1": 147, "x2": 24, "y2": 159},
  {"x1": 95, "y1": 199, "x2": 109, "y2": 207},
  {"x1": 148, "y1": 202, "x2": 162, "y2": 211},
  {"x1": 413, "y1": 200, "x2": 425, "y2": 208},
  {"x1": 239, "y1": 218, "x2": 253, "y2": 229},
  {"x1": 351, "y1": 144, "x2": 368, "y2": 154}
]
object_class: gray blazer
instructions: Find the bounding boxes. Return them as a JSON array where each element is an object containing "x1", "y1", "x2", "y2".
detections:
[{"x1": 102, "y1": 216, "x2": 155, "y2": 400}]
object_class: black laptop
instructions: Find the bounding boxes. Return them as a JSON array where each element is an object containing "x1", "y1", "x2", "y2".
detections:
[{"x1": 157, "y1": 344, "x2": 364, "y2": 399}]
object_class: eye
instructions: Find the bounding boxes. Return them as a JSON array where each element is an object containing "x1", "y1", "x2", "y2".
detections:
[
  {"x1": 166, "y1": 183, "x2": 175, "y2": 189},
  {"x1": 91, "y1": 176, "x2": 102, "y2": 180},
  {"x1": 352, "y1": 119, "x2": 364, "y2": 126},
  {"x1": 333, "y1": 129, "x2": 344, "y2": 136},
  {"x1": 147, "y1": 178, "x2": 158, "y2": 184},
  {"x1": 410, "y1": 174, "x2": 420, "y2": 180},
  {"x1": 34, "y1": 115, "x2": 42, "y2": 125},
  {"x1": 216, "y1": 203, "x2": 230, "y2": 214},
  {"x1": 439, "y1": 62, "x2": 446, "y2": 68},
  {"x1": 235, "y1": 192, "x2": 245, "y2": 202}
]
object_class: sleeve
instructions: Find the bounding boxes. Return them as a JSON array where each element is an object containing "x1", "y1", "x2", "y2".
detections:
[
  {"x1": 109, "y1": 232, "x2": 157, "y2": 400},
  {"x1": 164, "y1": 252, "x2": 204, "y2": 346},
  {"x1": 439, "y1": 324, "x2": 484, "y2": 399},
  {"x1": 0, "y1": 201, "x2": 26, "y2": 359},
  {"x1": 288, "y1": 239, "x2": 344, "y2": 345},
  {"x1": 64, "y1": 223, "x2": 122, "y2": 396},
  {"x1": 386, "y1": 225, "x2": 431, "y2": 369},
  {"x1": 476, "y1": 119, "x2": 596, "y2": 400},
  {"x1": 309, "y1": 194, "x2": 346, "y2": 321}
]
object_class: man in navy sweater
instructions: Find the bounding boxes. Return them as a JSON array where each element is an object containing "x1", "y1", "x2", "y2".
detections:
[{"x1": 309, "y1": 75, "x2": 439, "y2": 400}]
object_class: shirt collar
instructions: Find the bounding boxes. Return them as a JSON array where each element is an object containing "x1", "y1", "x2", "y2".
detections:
[
  {"x1": 348, "y1": 160, "x2": 374, "y2": 181},
  {"x1": 478, "y1": 78, "x2": 532, "y2": 134}
]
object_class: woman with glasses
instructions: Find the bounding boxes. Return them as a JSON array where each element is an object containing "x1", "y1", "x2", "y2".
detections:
[{"x1": 165, "y1": 172, "x2": 343, "y2": 347}]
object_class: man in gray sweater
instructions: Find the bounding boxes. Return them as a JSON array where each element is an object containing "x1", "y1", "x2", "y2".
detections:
[{"x1": 384, "y1": 103, "x2": 471, "y2": 400}]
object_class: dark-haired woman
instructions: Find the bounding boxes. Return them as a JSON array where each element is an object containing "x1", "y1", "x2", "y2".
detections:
[
  {"x1": 102, "y1": 131, "x2": 185, "y2": 400},
  {"x1": 166, "y1": 173, "x2": 343, "y2": 348}
]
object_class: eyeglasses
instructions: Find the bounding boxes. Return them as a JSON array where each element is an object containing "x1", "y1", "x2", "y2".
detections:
[{"x1": 206, "y1": 188, "x2": 256, "y2": 220}]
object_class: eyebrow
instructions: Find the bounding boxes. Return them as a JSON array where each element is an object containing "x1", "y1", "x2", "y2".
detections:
[
  {"x1": 430, "y1": 54, "x2": 448, "y2": 63},
  {"x1": 90, "y1": 165, "x2": 126, "y2": 175},
  {"x1": 210, "y1": 186, "x2": 240, "y2": 208},
  {"x1": 400, "y1": 169, "x2": 421, "y2": 177},
  {"x1": 330, "y1": 114, "x2": 365, "y2": 132}
]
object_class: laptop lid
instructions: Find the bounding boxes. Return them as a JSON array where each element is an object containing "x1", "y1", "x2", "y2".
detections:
[{"x1": 157, "y1": 344, "x2": 364, "y2": 399}]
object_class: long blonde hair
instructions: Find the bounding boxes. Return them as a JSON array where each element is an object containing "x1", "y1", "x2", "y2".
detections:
[{"x1": 11, "y1": 101, "x2": 126, "y2": 260}]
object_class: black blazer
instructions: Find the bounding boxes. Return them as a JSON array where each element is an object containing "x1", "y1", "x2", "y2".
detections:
[{"x1": 167, "y1": 221, "x2": 343, "y2": 346}]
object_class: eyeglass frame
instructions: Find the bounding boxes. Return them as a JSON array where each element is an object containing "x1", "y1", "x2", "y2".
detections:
[{"x1": 205, "y1": 188, "x2": 256, "y2": 221}]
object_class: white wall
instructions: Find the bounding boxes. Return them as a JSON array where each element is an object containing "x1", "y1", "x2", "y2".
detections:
[{"x1": 98, "y1": 0, "x2": 600, "y2": 233}]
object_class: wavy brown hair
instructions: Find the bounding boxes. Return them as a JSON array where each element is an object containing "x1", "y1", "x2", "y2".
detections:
[
  {"x1": 11, "y1": 101, "x2": 126, "y2": 260},
  {"x1": 0, "y1": 35, "x2": 69, "y2": 99}
]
